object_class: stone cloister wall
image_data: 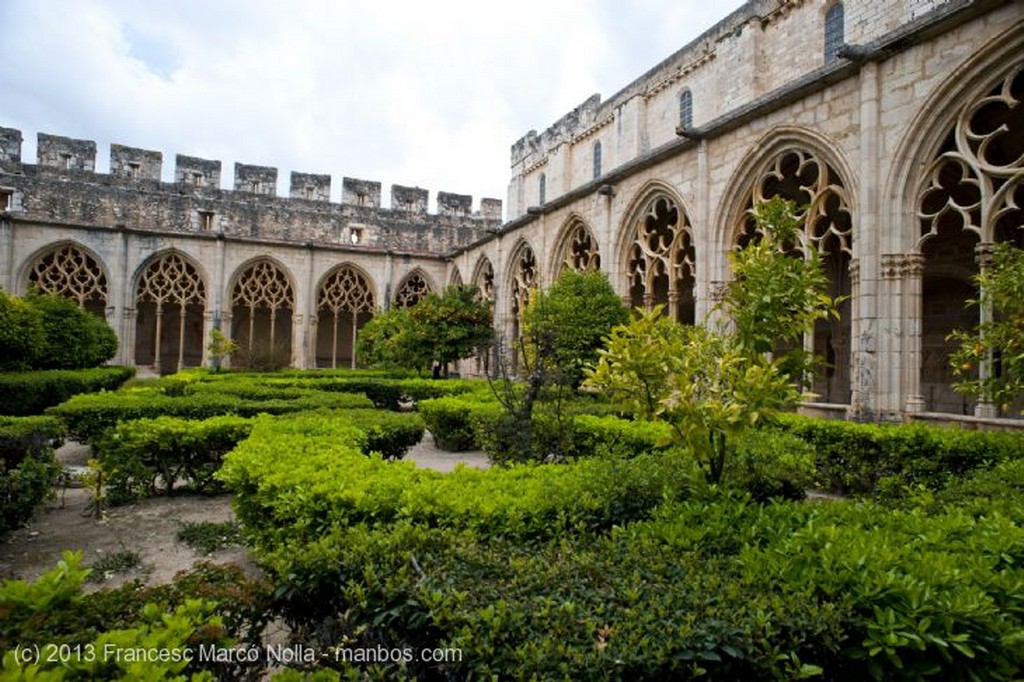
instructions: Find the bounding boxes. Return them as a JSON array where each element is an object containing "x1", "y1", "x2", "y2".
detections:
[
  {"x1": 452, "y1": 0, "x2": 1023, "y2": 422},
  {"x1": 2, "y1": 0, "x2": 1022, "y2": 425}
]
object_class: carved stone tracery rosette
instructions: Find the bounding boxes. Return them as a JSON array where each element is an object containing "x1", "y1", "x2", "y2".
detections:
[{"x1": 626, "y1": 195, "x2": 695, "y2": 322}]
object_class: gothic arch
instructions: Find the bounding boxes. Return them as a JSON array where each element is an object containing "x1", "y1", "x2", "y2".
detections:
[
  {"x1": 20, "y1": 241, "x2": 110, "y2": 317},
  {"x1": 131, "y1": 250, "x2": 207, "y2": 373},
  {"x1": 717, "y1": 128, "x2": 856, "y2": 404},
  {"x1": 449, "y1": 266, "x2": 463, "y2": 287},
  {"x1": 393, "y1": 268, "x2": 435, "y2": 308},
  {"x1": 894, "y1": 37, "x2": 1024, "y2": 415},
  {"x1": 505, "y1": 239, "x2": 538, "y2": 343},
  {"x1": 471, "y1": 255, "x2": 495, "y2": 302},
  {"x1": 549, "y1": 215, "x2": 600, "y2": 280},
  {"x1": 617, "y1": 181, "x2": 696, "y2": 324},
  {"x1": 228, "y1": 257, "x2": 296, "y2": 369},
  {"x1": 315, "y1": 263, "x2": 376, "y2": 369}
]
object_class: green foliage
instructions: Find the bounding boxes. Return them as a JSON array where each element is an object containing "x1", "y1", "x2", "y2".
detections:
[
  {"x1": 570, "y1": 414, "x2": 676, "y2": 459},
  {"x1": 26, "y1": 293, "x2": 118, "y2": 370},
  {"x1": 205, "y1": 327, "x2": 238, "y2": 372},
  {"x1": 358, "y1": 285, "x2": 494, "y2": 375},
  {"x1": 949, "y1": 240, "x2": 1024, "y2": 414},
  {"x1": 97, "y1": 415, "x2": 255, "y2": 503},
  {"x1": 724, "y1": 196, "x2": 841, "y2": 389},
  {"x1": 585, "y1": 308, "x2": 797, "y2": 483},
  {"x1": 723, "y1": 428, "x2": 817, "y2": 502},
  {"x1": 3, "y1": 555, "x2": 271, "y2": 680},
  {"x1": 0, "y1": 366, "x2": 135, "y2": 416},
  {"x1": 0, "y1": 415, "x2": 64, "y2": 534},
  {"x1": 0, "y1": 289, "x2": 44, "y2": 371},
  {"x1": 773, "y1": 413, "x2": 1024, "y2": 498},
  {"x1": 408, "y1": 284, "x2": 494, "y2": 376},
  {"x1": 355, "y1": 306, "x2": 425, "y2": 372},
  {"x1": 334, "y1": 408, "x2": 424, "y2": 460},
  {"x1": 47, "y1": 385, "x2": 373, "y2": 443},
  {"x1": 419, "y1": 395, "x2": 496, "y2": 451},
  {"x1": 86, "y1": 549, "x2": 144, "y2": 583},
  {"x1": 522, "y1": 269, "x2": 629, "y2": 388}
]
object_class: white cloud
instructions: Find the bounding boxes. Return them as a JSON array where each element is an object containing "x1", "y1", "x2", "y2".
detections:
[{"x1": 0, "y1": 0, "x2": 744, "y2": 213}]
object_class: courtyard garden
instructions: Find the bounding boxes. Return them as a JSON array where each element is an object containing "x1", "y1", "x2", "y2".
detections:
[{"x1": 3, "y1": 202, "x2": 1024, "y2": 680}]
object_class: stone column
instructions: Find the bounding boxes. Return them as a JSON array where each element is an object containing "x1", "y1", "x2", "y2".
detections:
[
  {"x1": 974, "y1": 243, "x2": 997, "y2": 418},
  {"x1": 900, "y1": 253, "x2": 926, "y2": 414}
]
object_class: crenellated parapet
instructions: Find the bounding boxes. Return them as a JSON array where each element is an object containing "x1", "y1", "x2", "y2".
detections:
[{"x1": 0, "y1": 128, "x2": 504, "y2": 255}]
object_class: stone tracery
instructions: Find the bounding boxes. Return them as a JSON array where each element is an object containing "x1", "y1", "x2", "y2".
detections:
[
  {"x1": 231, "y1": 259, "x2": 294, "y2": 367},
  {"x1": 394, "y1": 271, "x2": 431, "y2": 308},
  {"x1": 739, "y1": 147, "x2": 853, "y2": 404},
  {"x1": 26, "y1": 244, "x2": 108, "y2": 316},
  {"x1": 316, "y1": 265, "x2": 375, "y2": 369},
  {"x1": 558, "y1": 221, "x2": 600, "y2": 276},
  {"x1": 134, "y1": 253, "x2": 206, "y2": 372},
  {"x1": 916, "y1": 63, "x2": 1024, "y2": 415},
  {"x1": 626, "y1": 195, "x2": 695, "y2": 324}
]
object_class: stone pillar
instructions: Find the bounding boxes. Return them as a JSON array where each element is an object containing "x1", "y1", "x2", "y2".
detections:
[
  {"x1": 901, "y1": 253, "x2": 926, "y2": 414},
  {"x1": 974, "y1": 243, "x2": 997, "y2": 419},
  {"x1": 113, "y1": 227, "x2": 130, "y2": 367}
]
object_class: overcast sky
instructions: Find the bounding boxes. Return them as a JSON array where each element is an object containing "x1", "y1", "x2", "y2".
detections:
[{"x1": 0, "y1": 0, "x2": 745, "y2": 215}]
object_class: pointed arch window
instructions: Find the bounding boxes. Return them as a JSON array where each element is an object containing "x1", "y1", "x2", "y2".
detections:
[
  {"x1": 134, "y1": 253, "x2": 206, "y2": 373},
  {"x1": 593, "y1": 141, "x2": 603, "y2": 180},
  {"x1": 316, "y1": 266, "x2": 375, "y2": 369},
  {"x1": 679, "y1": 89, "x2": 694, "y2": 130},
  {"x1": 27, "y1": 244, "x2": 108, "y2": 317},
  {"x1": 824, "y1": 3, "x2": 845, "y2": 64},
  {"x1": 231, "y1": 260, "x2": 294, "y2": 369},
  {"x1": 394, "y1": 272, "x2": 431, "y2": 308},
  {"x1": 627, "y1": 195, "x2": 695, "y2": 325},
  {"x1": 559, "y1": 222, "x2": 601, "y2": 276},
  {"x1": 538, "y1": 173, "x2": 546, "y2": 205}
]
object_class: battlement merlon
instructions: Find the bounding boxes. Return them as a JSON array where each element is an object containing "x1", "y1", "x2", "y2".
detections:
[
  {"x1": 392, "y1": 184, "x2": 429, "y2": 214},
  {"x1": 342, "y1": 177, "x2": 382, "y2": 208},
  {"x1": 290, "y1": 171, "x2": 331, "y2": 201},
  {"x1": 0, "y1": 127, "x2": 23, "y2": 171},
  {"x1": 175, "y1": 154, "x2": 222, "y2": 188},
  {"x1": 111, "y1": 144, "x2": 162, "y2": 181},
  {"x1": 38, "y1": 132, "x2": 96, "y2": 172},
  {"x1": 235, "y1": 162, "x2": 277, "y2": 196}
]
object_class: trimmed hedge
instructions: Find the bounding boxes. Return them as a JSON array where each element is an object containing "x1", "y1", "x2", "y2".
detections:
[
  {"x1": 0, "y1": 366, "x2": 135, "y2": 416},
  {"x1": 0, "y1": 416, "x2": 65, "y2": 534},
  {"x1": 773, "y1": 413, "x2": 1024, "y2": 497},
  {"x1": 218, "y1": 411, "x2": 698, "y2": 549},
  {"x1": 47, "y1": 387, "x2": 374, "y2": 443}
]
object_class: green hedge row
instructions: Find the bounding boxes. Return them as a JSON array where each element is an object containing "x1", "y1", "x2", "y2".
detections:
[
  {"x1": 95, "y1": 409, "x2": 423, "y2": 504},
  {"x1": 218, "y1": 411, "x2": 697, "y2": 550},
  {"x1": 0, "y1": 366, "x2": 135, "y2": 416},
  {"x1": 773, "y1": 413, "x2": 1024, "y2": 497},
  {"x1": 46, "y1": 387, "x2": 374, "y2": 443},
  {"x1": 0, "y1": 416, "x2": 65, "y2": 534}
]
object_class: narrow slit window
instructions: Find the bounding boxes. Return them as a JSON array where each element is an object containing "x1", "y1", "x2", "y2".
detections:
[
  {"x1": 679, "y1": 89, "x2": 693, "y2": 130},
  {"x1": 538, "y1": 173, "x2": 546, "y2": 205},
  {"x1": 824, "y1": 3, "x2": 845, "y2": 64},
  {"x1": 593, "y1": 141, "x2": 603, "y2": 180}
]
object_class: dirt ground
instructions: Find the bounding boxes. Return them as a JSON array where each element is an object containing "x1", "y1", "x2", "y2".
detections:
[{"x1": 0, "y1": 433, "x2": 488, "y2": 588}]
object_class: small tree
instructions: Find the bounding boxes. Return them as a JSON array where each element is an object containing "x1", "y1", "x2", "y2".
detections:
[
  {"x1": 0, "y1": 290, "x2": 44, "y2": 371},
  {"x1": 356, "y1": 306, "x2": 427, "y2": 372},
  {"x1": 949, "y1": 241, "x2": 1024, "y2": 414},
  {"x1": 407, "y1": 284, "x2": 493, "y2": 377},
  {"x1": 206, "y1": 328, "x2": 239, "y2": 372},
  {"x1": 585, "y1": 307, "x2": 796, "y2": 483},
  {"x1": 584, "y1": 197, "x2": 838, "y2": 484},
  {"x1": 522, "y1": 269, "x2": 629, "y2": 389}
]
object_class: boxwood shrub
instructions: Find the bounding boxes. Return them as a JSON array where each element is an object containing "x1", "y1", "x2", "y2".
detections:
[
  {"x1": 0, "y1": 416, "x2": 65, "y2": 534},
  {"x1": 0, "y1": 366, "x2": 135, "y2": 416},
  {"x1": 46, "y1": 387, "x2": 374, "y2": 443},
  {"x1": 772, "y1": 414, "x2": 1024, "y2": 496}
]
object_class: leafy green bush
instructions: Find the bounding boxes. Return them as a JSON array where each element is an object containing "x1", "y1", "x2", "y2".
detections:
[
  {"x1": 26, "y1": 293, "x2": 118, "y2": 369},
  {"x1": 418, "y1": 395, "x2": 493, "y2": 451},
  {"x1": 337, "y1": 408, "x2": 424, "y2": 460},
  {"x1": 47, "y1": 387, "x2": 373, "y2": 443},
  {"x1": 97, "y1": 415, "x2": 255, "y2": 503},
  {"x1": 723, "y1": 428, "x2": 817, "y2": 501},
  {"x1": 0, "y1": 366, "x2": 135, "y2": 416},
  {"x1": 571, "y1": 414, "x2": 675, "y2": 459},
  {"x1": 1, "y1": 552, "x2": 269, "y2": 680},
  {"x1": 0, "y1": 415, "x2": 64, "y2": 534},
  {"x1": 219, "y1": 411, "x2": 697, "y2": 550},
  {"x1": 774, "y1": 414, "x2": 1024, "y2": 497},
  {"x1": 0, "y1": 290, "x2": 44, "y2": 371}
]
